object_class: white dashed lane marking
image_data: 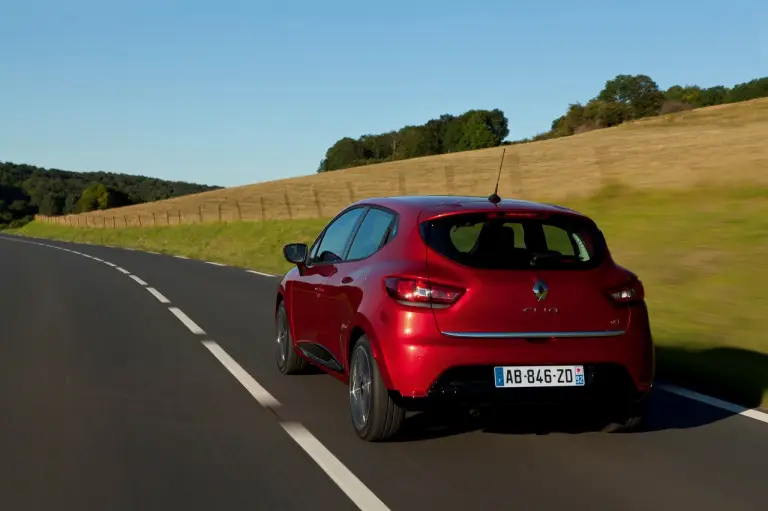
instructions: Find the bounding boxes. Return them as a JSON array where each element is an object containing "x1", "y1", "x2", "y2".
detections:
[
  {"x1": 205, "y1": 261, "x2": 226, "y2": 267},
  {"x1": 8, "y1": 233, "x2": 768, "y2": 511},
  {"x1": 168, "y1": 306, "x2": 206, "y2": 335},
  {"x1": 247, "y1": 269, "x2": 276, "y2": 277},
  {"x1": 129, "y1": 275, "x2": 148, "y2": 286},
  {"x1": 281, "y1": 422, "x2": 391, "y2": 511},
  {"x1": 146, "y1": 287, "x2": 171, "y2": 304},
  {"x1": 201, "y1": 340, "x2": 281, "y2": 408}
]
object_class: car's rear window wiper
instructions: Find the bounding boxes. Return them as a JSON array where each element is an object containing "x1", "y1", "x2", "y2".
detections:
[{"x1": 529, "y1": 253, "x2": 578, "y2": 266}]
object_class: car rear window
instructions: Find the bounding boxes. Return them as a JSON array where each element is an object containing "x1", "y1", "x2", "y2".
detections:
[{"x1": 420, "y1": 212, "x2": 606, "y2": 270}]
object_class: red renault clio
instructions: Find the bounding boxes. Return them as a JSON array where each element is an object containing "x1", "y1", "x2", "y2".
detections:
[{"x1": 275, "y1": 193, "x2": 654, "y2": 441}]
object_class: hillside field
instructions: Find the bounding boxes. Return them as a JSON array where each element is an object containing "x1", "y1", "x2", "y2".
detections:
[
  {"x1": 38, "y1": 97, "x2": 768, "y2": 228},
  {"x1": 15, "y1": 184, "x2": 768, "y2": 409}
]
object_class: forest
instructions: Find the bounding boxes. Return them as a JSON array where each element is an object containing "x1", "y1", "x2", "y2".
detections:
[
  {"x1": 0, "y1": 162, "x2": 220, "y2": 227},
  {"x1": 317, "y1": 74, "x2": 768, "y2": 172}
]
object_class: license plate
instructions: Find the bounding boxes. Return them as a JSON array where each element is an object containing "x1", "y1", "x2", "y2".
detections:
[{"x1": 494, "y1": 365, "x2": 585, "y2": 388}]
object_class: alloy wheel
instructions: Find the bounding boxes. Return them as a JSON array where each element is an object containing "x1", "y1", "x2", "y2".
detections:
[{"x1": 350, "y1": 345, "x2": 373, "y2": 430}]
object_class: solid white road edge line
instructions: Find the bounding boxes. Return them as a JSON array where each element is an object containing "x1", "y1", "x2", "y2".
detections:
[
  {"x1": 129, "y1": 275, "x2": 148, "y2": 286},
  {"x1": 659, "y1": 383, "x2": 768, "y2": 424},
  {"x1": 146, "y1": 287, "x2": 171, "y2": 304},
  {"x1": 247, "y1": 269, "x2": 276, "y2": 277},
  {"x1": 201, "y1": 340, "x2": 281, "y2": 409},
  {"x1": 168, "y1": 307, "x2": 206, "y2": 335},
  {"x1": 2, "y1": 235, "x2": 767, "y2": 429},
  {"x1": 281, "y1": 422, "x2": 391, "y2": 511}
]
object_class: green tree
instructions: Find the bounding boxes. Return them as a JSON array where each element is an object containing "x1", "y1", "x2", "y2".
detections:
[
  {"x1": 318, "y1": 137, "x2": 367, "y2": 172},
  {"x1": 699, "y1": 86, "x2": 729, "y2": 106},
  {"x1": 597, "y1": 74, "x2": 665, "y2": 119},
  {"x1": 37, "y1": 194, "x2": 62, "y2": 215},
  {"x1": 318, "y1": 108, "x2": 509, "y2": 171},
  {"x1": 664, "y1": 85, "x2": 702, "y2": 106},
  {"x1": 583, "y1": 99, "x2": 632, "y2": 127},
  {"x1": 727, "y1": 77, "x2": 768, "y2": 103},
  {"x1": 0, "y1": 161, "x2": 220, "y2": 226}
]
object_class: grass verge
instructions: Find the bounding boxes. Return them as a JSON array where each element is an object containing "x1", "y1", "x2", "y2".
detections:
[{"x1": 8, "y1": 185, "x2": 768, "y2": 409}]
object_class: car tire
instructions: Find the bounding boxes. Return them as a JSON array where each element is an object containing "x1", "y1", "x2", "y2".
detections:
[
  {"x1": 348, "y1": 335, "x2": 405, "y2": 442},
  {"x1": 275, "y1": 302, "x2": 307, "y2": 375},
  {"x1": 602, "y1": 395, "x2": 650, "y2": 433}
]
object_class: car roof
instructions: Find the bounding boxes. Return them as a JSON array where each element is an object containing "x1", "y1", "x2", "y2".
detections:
[{"x1": 354, "y1": 195, "x2": 584, "y2": 217}]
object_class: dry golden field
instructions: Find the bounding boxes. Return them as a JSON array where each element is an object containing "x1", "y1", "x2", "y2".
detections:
[{"x1": 39, "y1": 97, "x2": 768, "y2": 228}]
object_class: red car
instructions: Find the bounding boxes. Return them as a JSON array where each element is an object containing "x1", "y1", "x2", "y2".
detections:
[{"x1": 275, "y1": 194, "x2": 655, "y2": 441}]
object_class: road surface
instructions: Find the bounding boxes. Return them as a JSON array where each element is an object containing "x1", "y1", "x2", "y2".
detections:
[{"x1": 1, "y1": 234, "x2": 767, "y2": 511}]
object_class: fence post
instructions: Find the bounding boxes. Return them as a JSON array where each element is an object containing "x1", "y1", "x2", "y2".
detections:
[
  {"x1": 346, "y1": 181, "x2": 355, "y2": 203},
  {"x1": 138, "y1": 215, "x2": 142, "y2": 227},
  {"x1": 235, "y1": 201, "x2": 242, "y2": 221},
  {"x1": 198, "y1": 205, "x2": 203, "y2": 223},
  {"x1": 177, "y1": 210, "x2": 181, "y2": 225},
  {"x1": 260, "y1": 197, "x2": 265, "y2": 221},
  {"x1": 444, "y1": 166, "x2": 455, "y2": 194},
  {"x1": 284, "y1": 189, "x2": 293, "y2": 220},
  {"x1": 312, "y1": 186, "x2": 322, "y2": 217},
  {"x1": 217, "y1": 204, "x2": 222, "y2": 222}
]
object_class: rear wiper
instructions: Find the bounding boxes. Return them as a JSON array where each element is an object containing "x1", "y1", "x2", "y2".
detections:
[{"x1": 529, "y1": 253, "x2": 576, "y2": 266}]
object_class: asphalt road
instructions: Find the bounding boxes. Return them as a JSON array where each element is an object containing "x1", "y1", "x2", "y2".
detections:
[{"x1": 2, "y1": 234, "x2": 767, "y2": 511}]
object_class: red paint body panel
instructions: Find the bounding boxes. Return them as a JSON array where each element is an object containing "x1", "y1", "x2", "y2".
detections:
[{"x1": 277, "y1": 195, "x2": 654, "y2": 405}]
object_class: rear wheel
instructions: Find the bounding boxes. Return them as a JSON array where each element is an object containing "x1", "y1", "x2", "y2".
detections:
[
  {"x1": 349, "y1": 335, "x2": 405, "y2": 441},
  {"x1": 275, "y1": 302, "x2": 307, "y2": 375}
]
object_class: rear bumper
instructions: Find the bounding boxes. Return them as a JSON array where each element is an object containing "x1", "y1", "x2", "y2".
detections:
[
  {"x1": 393, "y1": 363, "x2": 649, "y2": 411},
  {"x1": 372, "y1": 306, "x2": 654, "y2": 409}
]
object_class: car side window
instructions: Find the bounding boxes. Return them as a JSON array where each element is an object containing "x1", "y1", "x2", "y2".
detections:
[
  {"x1": 310, "y1": 208, "x2": 366, "y2": 264},
  {"x1": 347, "y1": 208, "x2": 396, "y2": 260}
]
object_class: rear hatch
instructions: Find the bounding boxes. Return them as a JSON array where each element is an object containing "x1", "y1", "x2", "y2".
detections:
[{"x1": 419, "y1": 206, "x2": 629, "y2": 337}]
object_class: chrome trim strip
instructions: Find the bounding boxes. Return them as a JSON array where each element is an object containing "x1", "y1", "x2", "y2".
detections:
[{"x1": 441, "y1": 330, "x2": 626, "y2": 339}]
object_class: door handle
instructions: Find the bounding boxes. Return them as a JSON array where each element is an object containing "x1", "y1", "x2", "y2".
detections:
[{"x1": 341, "y1": 276, "x2": 353, "y2": 284}]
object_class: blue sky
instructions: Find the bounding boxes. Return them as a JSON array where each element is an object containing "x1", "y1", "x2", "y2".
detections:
[{"x1": 1, "y1": 0, "x2": 766, "y2": 187}]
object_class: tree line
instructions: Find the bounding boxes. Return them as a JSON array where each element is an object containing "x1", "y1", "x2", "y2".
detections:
[
  {"x1": 318, "y1": 74, "x2": 768, "y2": 172},
  {"x1": 0, "y1": 161, "x2": 220, "y2": 228},
  {"x1": 318, "y1": 109, "x2": 510, "y2": 172}
]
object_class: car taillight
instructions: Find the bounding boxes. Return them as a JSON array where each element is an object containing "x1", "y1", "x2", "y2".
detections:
[
  {"x1": 383, "y1": 277, "x2": 464, "y2": 307},
  {"x1": 608, "y1": 278, "x2": 645, "y2": 305}
]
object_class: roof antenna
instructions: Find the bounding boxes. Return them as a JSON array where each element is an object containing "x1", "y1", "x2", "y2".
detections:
[{"x1": 488, "y1": 147, "x2": 505, "y2": 204}]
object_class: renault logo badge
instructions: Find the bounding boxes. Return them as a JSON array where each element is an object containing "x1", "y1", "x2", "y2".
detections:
[{"x1": 533, "y1": 280, "x2": 548, "y2": 302}]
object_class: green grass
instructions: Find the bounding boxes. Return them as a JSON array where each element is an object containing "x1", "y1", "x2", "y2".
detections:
[
  {"x1": 11, "y1": 218, "x2": 329, "y2": 275},
  {"x1": 9, "y1": 185, "x2": 768, "y2": 408}
]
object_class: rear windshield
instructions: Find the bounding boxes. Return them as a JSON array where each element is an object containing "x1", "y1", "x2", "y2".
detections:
[{"x1": 420, "y1": 212, "x2": 606, "y2": 270}]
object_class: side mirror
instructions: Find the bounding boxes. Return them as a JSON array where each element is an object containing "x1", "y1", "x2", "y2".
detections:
[{"x1": 283, "y1": 243, "x2": 308, "y2": 265}]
